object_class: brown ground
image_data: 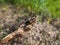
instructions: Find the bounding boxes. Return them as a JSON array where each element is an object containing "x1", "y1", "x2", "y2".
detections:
[{"x1": 0, "y1": 5, "x2": 60, "y2": 45}]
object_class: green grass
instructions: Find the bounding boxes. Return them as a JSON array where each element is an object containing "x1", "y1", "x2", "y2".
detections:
[
  {"x1": 0, "y1": 0, "x2": 6, "y2": 6},
  {"x1": 0, "y1": 0, "x2": 46, "y2": 12},
  {"x1": 0, "y1": 26, "x2": 2, "y2": 31},
  {"x1": 0, "y1": 0, "x2": 60, "y2": 19},
  {"x1": 47, "y1": 0, "x2": 60, "y2": 19},
  {"x1": 0, "y1": 34, "x2": 7, "y2": 40}
]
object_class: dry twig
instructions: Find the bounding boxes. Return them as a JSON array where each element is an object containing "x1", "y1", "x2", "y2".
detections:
[{"x1": 0, "y1": 28, "x2": 24, "y2": 45}]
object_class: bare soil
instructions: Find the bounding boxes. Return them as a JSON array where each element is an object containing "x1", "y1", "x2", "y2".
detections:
[{"x1": 0, "y1": 5, "x2": 60, "y2": 45}]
